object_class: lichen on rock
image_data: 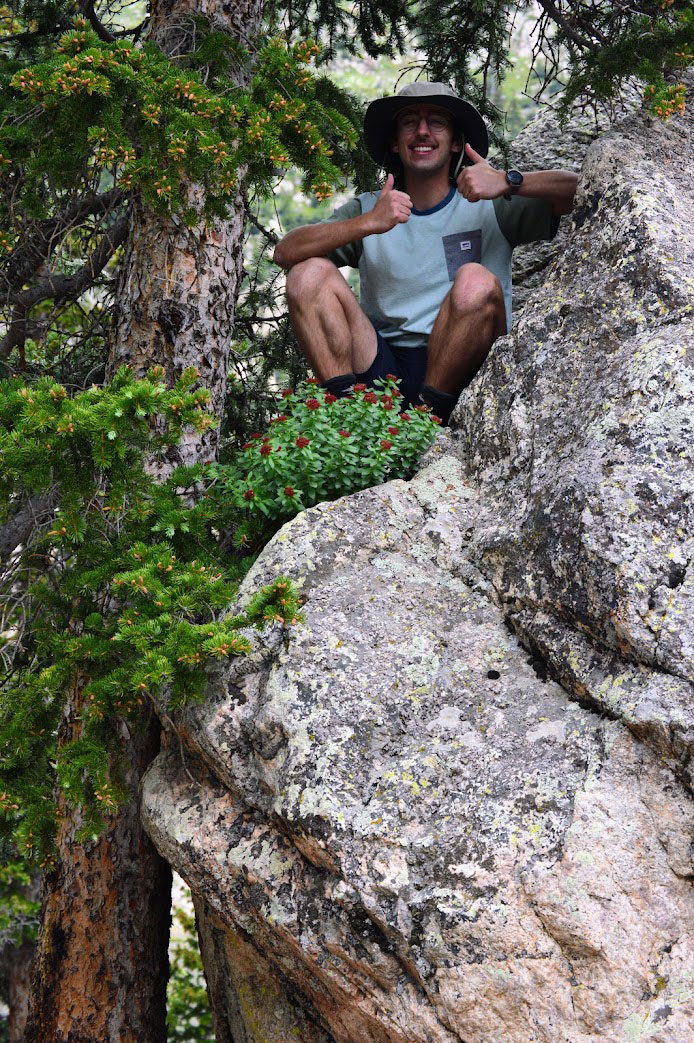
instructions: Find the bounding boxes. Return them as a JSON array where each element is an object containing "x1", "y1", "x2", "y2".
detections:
[{"x1": 142, "y1": 82, "x2": 694, "y2": 1043}]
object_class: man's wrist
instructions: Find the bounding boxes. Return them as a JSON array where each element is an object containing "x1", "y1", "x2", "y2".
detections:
[
  {"x1": 360, "y1": 211, "x2": 381, "y2": 236},
  {"x1": 503, "y1": 169, "x2": 524, "y2": 200}
]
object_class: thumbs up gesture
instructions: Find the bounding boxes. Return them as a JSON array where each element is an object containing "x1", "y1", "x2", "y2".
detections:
[
  {"x1": 367, "y1": 173, "x2": 413, "y2": 233},
  {"x1": 456, "y1": 144, "x2": 508, "y2": 202}
]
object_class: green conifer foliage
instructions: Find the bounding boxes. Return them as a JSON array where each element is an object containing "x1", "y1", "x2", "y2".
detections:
[
  {"x1": 416, "y1": 0, "x2": 692, "y2": 122},
  {"x1": 0, "y1": 7, "x2": 366, "y2": 381},
  {"x1": 0, "y1": 367, "x2": 300, "y2": 867},
  {"x1": 2, "y1": 22, "x2": 357, "y2": 220}
]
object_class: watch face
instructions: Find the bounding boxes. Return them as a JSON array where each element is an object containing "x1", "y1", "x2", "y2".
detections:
[{"x1": 506, "y1": 169, "x2": 523, "y2": 186}]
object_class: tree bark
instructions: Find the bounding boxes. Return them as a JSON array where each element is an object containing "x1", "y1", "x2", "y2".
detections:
[
  {"x1": 110, "y1": 0, "x2": 264, "y2": 466},
  {"x1": 24, "y1": 0, "x2": 263, "y2": 1037},
  {"x1": 24, "y1": 706, "x2": 172, "y2": 1043}
]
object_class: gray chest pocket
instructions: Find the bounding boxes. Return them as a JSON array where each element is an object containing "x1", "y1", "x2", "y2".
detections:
[{"x1": 442, "y1": 229, "x2": 482, "y2": 280}]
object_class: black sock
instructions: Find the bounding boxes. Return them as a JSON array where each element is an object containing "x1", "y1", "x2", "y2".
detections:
[
  {"x1": 419, "y1": 384, "x2": 458, "y2": 425},
  {"x1": 321, "y1": 373, "x2": 356, "y2": 398}
]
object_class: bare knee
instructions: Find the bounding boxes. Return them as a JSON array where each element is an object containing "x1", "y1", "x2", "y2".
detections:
[
  {"x1": 450, "y1": 263, "x2": 504, "y2": 318},
  {"x1": 285, "y1": 257, "x2": 340, "y2": 307}
]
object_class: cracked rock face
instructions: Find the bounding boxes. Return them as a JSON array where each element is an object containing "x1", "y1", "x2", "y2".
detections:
[
  {"x1": 455, "y1": 79, "x2": 694, "y2": 784},
  {"x1": 142, "y1": 87, "x2": 693, "y2": 1043}
]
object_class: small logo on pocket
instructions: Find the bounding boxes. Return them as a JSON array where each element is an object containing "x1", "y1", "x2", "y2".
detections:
[{"x1": 460, "y1": 240, "x2": 471, "y2": 251}]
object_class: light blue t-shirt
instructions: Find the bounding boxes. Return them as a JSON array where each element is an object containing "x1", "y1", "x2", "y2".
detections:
[{"x1": 325, "y1": 186, "x2": 558, "y2": 347}]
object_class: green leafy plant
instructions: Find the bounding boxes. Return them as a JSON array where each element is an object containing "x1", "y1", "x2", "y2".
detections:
[{"x1": 209, "y1": 377, "x2": 441, "y2": 538}]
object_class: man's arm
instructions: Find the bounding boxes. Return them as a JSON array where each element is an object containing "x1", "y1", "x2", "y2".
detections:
[
  {"x1": 457, "y1": 144, "x2": 578, "y2": 216},
  {"x1": 273, "y1": 174, "x2": 413, "y2": 270}
]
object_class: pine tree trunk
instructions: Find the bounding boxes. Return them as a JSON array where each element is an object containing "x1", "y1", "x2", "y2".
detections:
[
  {"x1": 24, "y1": 0, "x2": 263, "y2": 1038},
  {"x1": 110, "y1": 0, "x2": 264, "y2": 466},
  {"x1": 24, "y1": 706, "x2": 172, "y2": 1043}
]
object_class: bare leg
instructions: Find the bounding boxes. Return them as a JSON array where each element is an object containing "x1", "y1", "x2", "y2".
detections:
[
  {"x1": 285, "y1": 258, "x2": 377, "y2": 379},
  {"x1": 424, "y1": 263, "x2": 507, "y2": 393}
]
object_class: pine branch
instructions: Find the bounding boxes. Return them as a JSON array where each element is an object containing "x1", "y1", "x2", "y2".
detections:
[
  {"x1": 535, "y1": 0, "x2": 602, "y2": 52},
  {"x1": 76, "y1": 1, "x2": 147, "y2": 43},
  {"x1": 246, "y1": 212, "x2": 279, "y2": 246},
  {"x1": 0, "y1": 492, "x2": 58, "y2": 563},
  {"x1": 0, "y1": 215, "x2": 129, "y2": 362},
  {"x1": 2, "y1": 189, "x2": 127, "y2": 299},
  {"x1": 77, "y1": 0, "x2": 117, "y2": 43}
]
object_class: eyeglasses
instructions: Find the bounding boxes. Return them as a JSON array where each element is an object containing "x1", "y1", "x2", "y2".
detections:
[{"x1": 397, "y1": 112, "x2": 452, "y2": 133}]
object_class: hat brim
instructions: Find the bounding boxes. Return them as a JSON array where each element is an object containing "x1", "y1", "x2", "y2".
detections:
[{"x1": 363, "y1": 94, "x2": 488, "y2": 168}]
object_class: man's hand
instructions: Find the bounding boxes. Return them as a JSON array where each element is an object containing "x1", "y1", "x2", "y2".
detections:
[
  {"x1": 366, "y1": 174, "x2": 413, "y2": 233},
  {"x1": 456, "y1": 144, "x2": 507, "y2": 202}
]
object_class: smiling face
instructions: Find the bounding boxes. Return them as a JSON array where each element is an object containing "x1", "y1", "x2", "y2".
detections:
[{"x1": 390, "y1": 104, "x2": 462, "y2": 181}]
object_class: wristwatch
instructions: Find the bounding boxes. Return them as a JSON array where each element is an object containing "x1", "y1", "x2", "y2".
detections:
[{"x1": 503, "y1": 169, "x2": 524, "y2": 200}]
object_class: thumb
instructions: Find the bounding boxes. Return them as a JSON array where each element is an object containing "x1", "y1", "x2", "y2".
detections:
[
  {"x1": 465, "y1": 143, "x2": 485, "y2": 164},
  {"x1": 379, "y1": 173, "x2": 394, "y2": 194}
]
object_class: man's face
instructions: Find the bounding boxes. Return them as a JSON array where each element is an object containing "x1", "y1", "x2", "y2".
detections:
[{"x1": 390, "y1": 104, "x2": 462, "y2": 178}]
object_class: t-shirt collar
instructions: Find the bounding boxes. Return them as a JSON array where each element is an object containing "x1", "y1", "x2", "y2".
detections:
[{"x1": 410, "y1": 185, "x2": 457, "y2": 216}]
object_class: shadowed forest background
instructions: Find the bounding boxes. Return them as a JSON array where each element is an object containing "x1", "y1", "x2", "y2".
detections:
[{"x1": 0, "y1": 0, "x2": 691, "y2": 1039}]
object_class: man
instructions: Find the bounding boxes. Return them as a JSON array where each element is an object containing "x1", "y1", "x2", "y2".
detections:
[{"x1": 273, "y1": 82, "x2": 578, "y2": 423}]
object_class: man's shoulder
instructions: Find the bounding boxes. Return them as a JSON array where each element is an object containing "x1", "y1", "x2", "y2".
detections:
[
  {"x1": 323, "y1": 196, "x2": 362, "y2": 224},
  {"x1": 324, "y1": 190, "x2": 380, "y2": 221}
]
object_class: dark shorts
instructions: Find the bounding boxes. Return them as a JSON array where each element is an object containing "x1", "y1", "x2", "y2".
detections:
[{"x1": 355, "y1": 333, "x2": 427, "y2": 410}]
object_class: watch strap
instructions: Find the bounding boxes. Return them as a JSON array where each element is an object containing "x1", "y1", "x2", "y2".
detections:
[{"x1": 504, "y1": 168, "x2": 524, "y2": 200}]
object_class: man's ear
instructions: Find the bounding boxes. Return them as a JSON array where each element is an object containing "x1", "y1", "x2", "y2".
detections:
[
  {"x1": 450, "y1": 137, "x2": 463, "y2": 154},
  {"x1": 389, "y1": 138, "x2": 399, "y2": 153}
]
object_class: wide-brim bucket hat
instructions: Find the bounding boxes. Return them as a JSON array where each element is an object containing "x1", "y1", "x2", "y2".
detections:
[{"x1": 364, "y1": 82, "x2": 488, "y2": 168}]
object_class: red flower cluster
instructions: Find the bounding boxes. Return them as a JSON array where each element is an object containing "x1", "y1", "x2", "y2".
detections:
[
  {"x1": 260, "y1": 444, "x2": 272, "y2": 456},
  {"x1": 400, "y1": 412, "x2": 411, "y2": 421},
  {"x1": 381, "y1": 395, "x2": 394, "y2": 411},
  {"x1": 243, "y1": 489, "x2": 255, "y2": 501},
  {"x1": 353, "y1": 383, "x2": 367, "y2": 392},
  {"x1": 306, "y1": 376, "x2": 320, "y2": 385},
  {"x1": 270, "y1": 414, "x2": 288, "y2": 424},
  {"x1": 363, "y1": 391, "x2": 378, "y2": 404},
  {"x1": 306, "y1": 398, "x2": 320, "y2": 410},
  {"x1": 295, "y1": 436, "x2": 310, "y2": 448},
  {"x1": 414, "y1": 404, "x2": 429, "y2": 414},
  {"x1": 385, "y1": 373, "x2": 398, "y2": 381},
  {"x1": 431, "y1": 415, "x2": 442, "y2": 425},
  {"x1": 251, "y1": 432, "x2": 262, "y2": 439},
  {"x1": 281, "y1": 388, "x2": 294, "y2": 398},
  {"x1": 324, "y1": 393, "x2": 337, "y2": 404},
  {"x1": 339, "y1": 429, "x2": 350, "y2": 437},
  {"x1": 380, "y1": 439, "x2": 392, "y2": 450},
  {"x1": 387, "y1": 426, "x2": 399, "y2": 436},
  {"x1": 284, "y1": 486, "x2": 295, "y2": 497},
  {"x1": 242, "y1": 442, "x2": 254, "y2": 449}
]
